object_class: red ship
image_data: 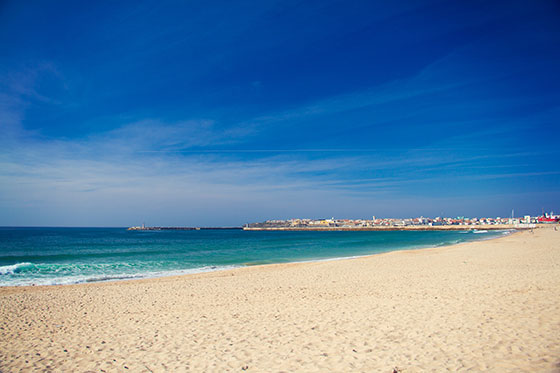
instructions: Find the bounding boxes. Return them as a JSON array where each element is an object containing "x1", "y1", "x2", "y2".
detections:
[{"x1": 538, "y1": 212, "x2": 559, "y2": 223}]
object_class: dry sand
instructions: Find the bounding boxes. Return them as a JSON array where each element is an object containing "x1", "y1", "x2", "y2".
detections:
[{"x1": 1, "y1": 227, "x2": 559, "y2": 372}]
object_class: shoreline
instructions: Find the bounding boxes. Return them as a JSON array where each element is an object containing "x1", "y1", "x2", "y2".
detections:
[
  {"x1": 243, "y1": 223, "x2": 533, "y2": 231},
  {"x1": 1, "y1": 226, "x2": 558, "y2": 372},
  {"x1": 0, "y1": 228, "x2": 517, "y2": 288}
]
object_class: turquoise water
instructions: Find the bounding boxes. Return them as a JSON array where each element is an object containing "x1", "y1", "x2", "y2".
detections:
[{"x1": 0, "y1": 227, "x2": 511, "y2": 286}]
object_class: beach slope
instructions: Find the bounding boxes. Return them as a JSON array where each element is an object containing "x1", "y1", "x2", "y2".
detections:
[{"x1": 1, "y1": 227, "x2": 559, "y2": 372}]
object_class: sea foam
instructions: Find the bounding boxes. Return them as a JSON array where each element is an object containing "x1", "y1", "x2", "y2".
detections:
[
  {"x1": 0, "y1": 264, "x2": 240, "y2": 287},
  {"x1": 0, "y1": 262, "x2": 34, "y2": 275}
]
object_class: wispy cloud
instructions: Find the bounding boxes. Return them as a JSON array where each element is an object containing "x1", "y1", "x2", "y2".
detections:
[{"x1": 1, "y1": 117, "x2": 557, "y2": 226}]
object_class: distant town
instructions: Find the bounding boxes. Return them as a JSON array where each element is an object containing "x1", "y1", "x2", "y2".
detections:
[
  {"x1": 128, "y1": 212, "x2": 558, "y2": 231},
  {"x1": 243, "y1": 211, "x2": 559, "y2": 231}
]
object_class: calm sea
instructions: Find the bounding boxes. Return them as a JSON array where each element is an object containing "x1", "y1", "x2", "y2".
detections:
[{"x1": 0, "y1": 227, "x2": 510, "y2": 286}]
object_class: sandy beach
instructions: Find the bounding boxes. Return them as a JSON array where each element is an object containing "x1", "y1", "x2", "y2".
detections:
[{"x1": 1, "y1": 227, "x2": 559, "y2": 372}]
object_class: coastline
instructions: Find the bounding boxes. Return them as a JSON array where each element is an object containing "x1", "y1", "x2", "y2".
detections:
[
  {"x1": 124, "y1": 224, "x2": 532, "y2": 232},
  {"x1": 1, "y1": 226, "x2": 558, "y2": 371},
  {"x1": 243, "y1": 223, "x2": 531, "y2": 231}
]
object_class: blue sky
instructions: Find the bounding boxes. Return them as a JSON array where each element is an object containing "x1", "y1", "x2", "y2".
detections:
[{"x1": 1, "y1": 0, "x2": 559, "y2": 226}]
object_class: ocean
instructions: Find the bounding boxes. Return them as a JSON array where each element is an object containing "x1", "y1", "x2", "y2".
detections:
[{"x1": 0, "y1": 227, "x2": 511, "y2": 286}]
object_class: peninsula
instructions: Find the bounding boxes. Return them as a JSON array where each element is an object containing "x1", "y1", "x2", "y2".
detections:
[{"x1": 128, "y1": 213, "x2": 559, "y2": 231}]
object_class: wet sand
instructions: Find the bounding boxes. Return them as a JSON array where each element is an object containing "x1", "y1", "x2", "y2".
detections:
[{"x1": 1, "y1": 227, "x2": 559, "y2": 372}]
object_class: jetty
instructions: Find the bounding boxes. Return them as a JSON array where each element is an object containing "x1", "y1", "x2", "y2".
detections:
[{"x1": 127, "y1": 226, "x2": 242, "y2": 231}]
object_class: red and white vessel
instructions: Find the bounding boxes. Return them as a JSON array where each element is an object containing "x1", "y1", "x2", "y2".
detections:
[{"x1": 538, "y1": 212, "x2": 559, "y2": 223}]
